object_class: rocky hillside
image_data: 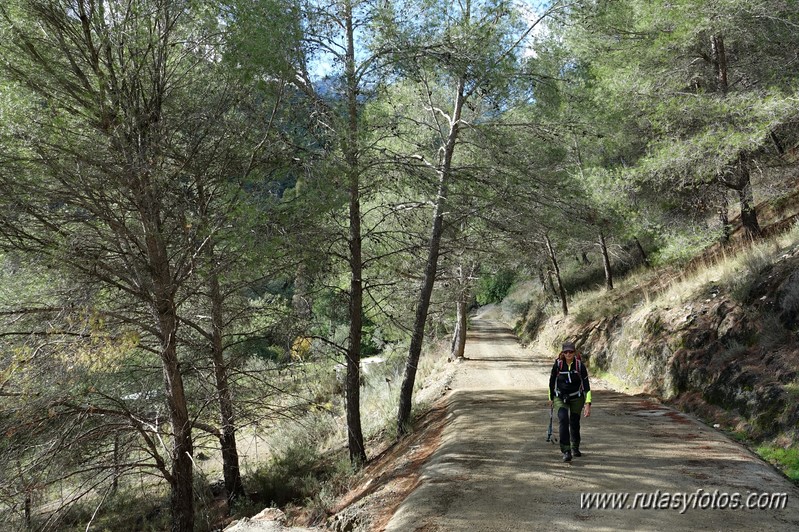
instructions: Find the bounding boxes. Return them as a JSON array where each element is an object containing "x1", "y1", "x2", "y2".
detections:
[{"x1": 573, "y1": 247, "x2": 797, "y2": 437}]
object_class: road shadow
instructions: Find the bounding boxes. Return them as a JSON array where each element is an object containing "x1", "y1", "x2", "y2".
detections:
[{"x1": 386, "y1": 317, "x2": 799, "y2": 531}]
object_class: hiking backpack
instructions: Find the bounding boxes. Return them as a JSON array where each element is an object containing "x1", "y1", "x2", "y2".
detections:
[{"x1": 555, "y1": 352, "x2": 584, "y2": 400}]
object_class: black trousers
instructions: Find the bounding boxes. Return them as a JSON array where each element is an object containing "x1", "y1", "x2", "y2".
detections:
[{"x1": 554, "y1": 395, "x2": 585, "y2": 453}]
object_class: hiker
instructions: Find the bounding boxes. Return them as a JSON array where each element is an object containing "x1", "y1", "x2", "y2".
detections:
[{"x1": 548, "y1": 341, "x2": 592, "y2": 462}]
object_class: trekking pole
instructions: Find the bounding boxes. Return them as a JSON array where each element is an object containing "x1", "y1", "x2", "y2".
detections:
[{"x1": 546, "y1": 403, "x2": 554, "y2": 443}]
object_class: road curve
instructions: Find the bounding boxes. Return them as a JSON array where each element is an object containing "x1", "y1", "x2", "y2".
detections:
[{"x1": 384, "y1": 318, "x2": 799, "y2": 531}]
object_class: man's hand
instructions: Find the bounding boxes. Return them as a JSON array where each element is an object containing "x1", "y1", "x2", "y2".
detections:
[
  {"x1": 548, "y1": 400, "x2": 553, "y2": 407},
  {"x1": 584, "y1": 403, "x2": 591, "y2": 417}
]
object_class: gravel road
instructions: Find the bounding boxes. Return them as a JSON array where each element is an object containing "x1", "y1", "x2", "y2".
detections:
[{"x1": 383, "y1": 317, "x2": 799, "y2": 531}]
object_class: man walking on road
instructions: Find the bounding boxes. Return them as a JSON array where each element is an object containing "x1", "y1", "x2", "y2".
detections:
[{"x1": 548, "y1": 341, "x2": 591, "y2": 462}]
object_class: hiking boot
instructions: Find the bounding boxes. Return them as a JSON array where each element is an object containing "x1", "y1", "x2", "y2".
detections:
[
  {"x1": 562, "y1": 450, "x2": 572, "y2": 462},
  {"x1": 572, "y1": 448, "x2": 582, "y2": 457}
]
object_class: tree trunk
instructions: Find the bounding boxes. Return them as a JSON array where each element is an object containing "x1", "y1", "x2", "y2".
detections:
[
  {"x1": 344, "y1": 0, "x2": 367, "y2": 465},
  {"x1": 633, "y1": 237, "x2": 650, "y2": 268},
  {"x1": 396, "y1": 167, "x2": 449, "y2": 436},
  {"x1": 450, "y1": 315, "x2": 460, "y2": 355},
  {"x1": 718, "y1": 192, "x2": 732, "y2": 243},
  {"x1": 208, "y1": 246, "x2": 245, "y2": 507},
  {"x1": 711, "y1": 33, "x2": 728, "y2": 93},
  {"x1": 547, "y1": 268, "x2": 559, "y2": 300},
  {"x1": 599, "y1": 231, "x2": 613, "y2": 290},
  {"x1": 538, "y1": 266, "x2": 555, "y2": 302},
  {"x1": 450, "y1": 265, "x2": 469, "y2": 360},
  {"x1": 450, "y1": 298, "x2": 468, "y2": 359},
  {"x1": 159, "y1": 307, "x2": 194, "y2": 532},
  {"x1": 537, "y1": 266, "x2": 547, "y2": 293},
  {"x1": 112, "y1": 435, "x2": 120, "y2": 496},
  {"x1": 736, "y1": 154, "x2": 762, "y2": 239},
  {"x1": 159, "y1": 309, "x2": 194, "y2": 532},
  {"x1": 545, "y1": 234, "x2": 568, "y2": 316},
  {"x1": 397, "y1": 75, "x2": 466, "y2": 437},
  {"x1": 24, "y1": 491, "x2": 31, "y2": 530},
  {"x1": 144, "y1": 206, "x2": 194, "y2": 532},
  {"x1": 711, "y1": 33, "x2": 761, "y2": 240}
]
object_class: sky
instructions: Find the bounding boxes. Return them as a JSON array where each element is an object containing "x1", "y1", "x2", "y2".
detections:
[{"x1": 304, "y1": 0, "x2": 553, "y2": 82}]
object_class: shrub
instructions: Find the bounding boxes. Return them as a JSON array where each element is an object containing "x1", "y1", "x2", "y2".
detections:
[
  {"x1": 55, "y1": 487, "x2": 170, "y2": 532},
  {"x1": 476, "y1": 270, "x2": 516, "y2": 306},
  {"x1": 650, "y1": 229, "x2": 716, "y2": 267},
  {"x1": 248, "y1": 444, "x2": 326, "y2": 507},
  {"x1": 728, "y1": 245, "x2": 775, "y2": 302},
  {"x1": 756, "y1": 445, "x2": 799, "y2": 481}
]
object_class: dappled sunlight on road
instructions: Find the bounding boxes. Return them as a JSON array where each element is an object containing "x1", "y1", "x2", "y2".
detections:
[{"x1": 385, "y1": 318, "x2": 799, "y2": 532}]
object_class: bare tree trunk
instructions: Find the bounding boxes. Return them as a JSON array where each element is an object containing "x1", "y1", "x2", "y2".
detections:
[
  {"x1": 158, "y1": 313, "x2": 193, "y2": 532},
  {"x1": 599, "y1": 231, "x2": 613, "y2": 290},
  {"x1": 450, "y1": 299, "x2": 468, "y2": 359},
  {"x1": 545, "y1": 234, "x2": 568, "y2": 316},
  {"x1": 397, "y1": 75, "x2": 466, "y2": 437},
  {"x1": 397, "y1": 167, "x2": 449, "y2": 436},
  {"x1": 450, "y1": 265, "x2": 469, "y2": 360},
  {"x1": 138, "y1": 183, "x2": 194, "y2": 531},
  {"x1": 450, "y1": 315, "x2": 460, "y2": 355},
  {"x1": 346, "y1": 191, "x2": 367, "y2": 464},
  {"x1": 208, "y1": 246, "x2": 245, "y2": 507},
  {"x1": 344, "y1": 0, "x2": 366, "y2": 465},
  {"x1": 150, "y1": 248, "x2": 194, "y2": 532},
  {"x1": 736, "y1": 155, "x2": 762, "y2": 239}
]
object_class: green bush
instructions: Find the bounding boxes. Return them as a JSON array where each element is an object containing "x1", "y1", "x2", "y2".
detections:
[
  {"x1": 650, "y1": 229, "x2": 716, "y2": 267},
  {"x1": 756, "y1": 445, "x2": 799, "y2": 481},
  {"x1": 248, "y1": 443, "x2": 340, "y2": 508},
  {"x1": 476, "y1": 270, "x2": 516, "y2": 306},
  {"x1": 55, "y1": 487, "x2": 170, "y2": 532}
]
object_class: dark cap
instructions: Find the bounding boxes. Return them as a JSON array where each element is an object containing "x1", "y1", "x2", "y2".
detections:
[{"x1": 561, "y1": 341, "x2": 576, "y2": 352}]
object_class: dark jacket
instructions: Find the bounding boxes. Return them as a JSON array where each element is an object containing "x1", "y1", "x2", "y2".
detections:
[{"x1": 549, "y1": 357, "x2": 591, "y2": 401}]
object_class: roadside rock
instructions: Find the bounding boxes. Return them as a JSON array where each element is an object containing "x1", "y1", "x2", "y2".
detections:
[{"x1": 224, "y1": 508, "x2": 318, "y2": 532}]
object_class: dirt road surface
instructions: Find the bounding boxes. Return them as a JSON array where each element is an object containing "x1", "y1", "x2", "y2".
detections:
[{"x1": 383, "y1": 318, "x2": 799, "y2": 531}]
